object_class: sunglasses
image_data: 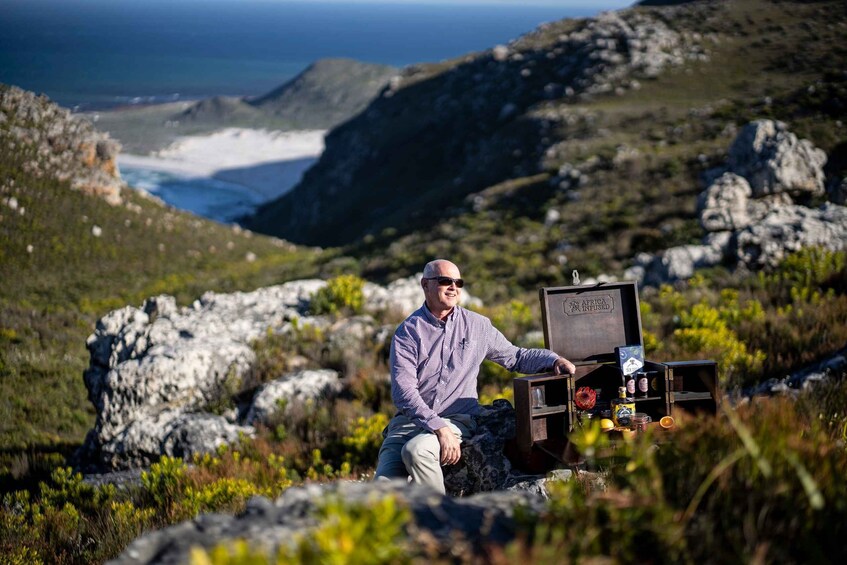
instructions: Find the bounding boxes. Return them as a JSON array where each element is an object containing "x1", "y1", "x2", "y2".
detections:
[{"x1": 424, "y1": 276, "x2": 465, "y2": 288}]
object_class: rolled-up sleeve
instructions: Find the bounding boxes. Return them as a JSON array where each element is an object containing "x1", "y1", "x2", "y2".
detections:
[{"x1": 390, "y1": 328, "x2": 448, "y2": 432}]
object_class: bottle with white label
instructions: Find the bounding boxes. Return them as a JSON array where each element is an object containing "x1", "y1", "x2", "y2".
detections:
[{"x1": 636, "y1": 371, "x2": 649, "y2": 398}]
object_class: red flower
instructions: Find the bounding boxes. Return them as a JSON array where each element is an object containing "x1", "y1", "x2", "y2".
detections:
[{"x1": 575, "y1": 386, "x2": 596, "y2": 410}]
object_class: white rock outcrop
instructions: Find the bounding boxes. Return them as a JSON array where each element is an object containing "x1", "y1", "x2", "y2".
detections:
[
  {"x1": 244, "y1": 369, "x2": 341, "y2": 426},
  {"x1": 727, "y1": 120, "x2": 827, "y2": 197},
  {"x1": 80, "y1": 276, "x2": 481, "y2": 470},
  {"x1": 637, "y1": 120, "x2": 846, "y2": 285}
]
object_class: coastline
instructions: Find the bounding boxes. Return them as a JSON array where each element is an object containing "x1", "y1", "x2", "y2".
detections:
[{"x1": 119, "y1": 128, "x2": 326, "y2": 200}]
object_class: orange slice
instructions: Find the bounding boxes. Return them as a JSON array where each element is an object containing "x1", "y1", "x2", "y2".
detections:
[{"x1": 659, "y1": 415, "x2": 675, "y2": 429}]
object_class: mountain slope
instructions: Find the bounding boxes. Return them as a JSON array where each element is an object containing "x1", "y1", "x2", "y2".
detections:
[
  {"x1": 249, "y1": 58, "x2": 398, "y2": 129},
  {"x1": 0, "y1": 85, "x2": 325, "y2": 448},
  {"x1": 246, "y1": 0, "x2": 846, "y2": 293},
  {"x1": 86, "y1": 58, "x2": 397, "y2": 154}
]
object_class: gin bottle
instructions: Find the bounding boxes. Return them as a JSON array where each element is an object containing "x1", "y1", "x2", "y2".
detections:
[{"x1": 611, "y1": 386, "x2": 635, "y2": 428}]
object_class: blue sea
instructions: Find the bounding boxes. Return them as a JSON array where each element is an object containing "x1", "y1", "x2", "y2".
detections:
[{"x1": 0, "y1": 0, "x2": 629, "y2": 110}]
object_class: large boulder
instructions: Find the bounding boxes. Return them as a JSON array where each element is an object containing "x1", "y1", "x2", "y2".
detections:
[
  {"x1": 244, "y1": 369, "x2": 341, "y2": 426},
  {"x1": 109, "y1": 479, "x2": 553, "y2": 565},
  {"x1": 79, "y1": 278, "x2": 457, "y2": 471},
  {"x1": 638, "y1": 242, "x2": 726, "y2": 286},
  {"x1": 635, "y1": 121, "x2": 844, "y2": 286},
  {"x1": 733, "y1": 203, "x2": 847, "y2": 268},
  {"x1": 727, "y1": 120, "x2": 827, "y2": 198},
  {"x1": 444, "y1": 400, "x2": 557, "y2": 496},
  {"x1": 0, "y1": 85, "x2": 125, "y2": 205},
  {"x1": 97, "y1": 411, "x2": 253, "y2": 468},
  {"x1": 698, "y1": 172, "x2": 777, "y2": 232}
]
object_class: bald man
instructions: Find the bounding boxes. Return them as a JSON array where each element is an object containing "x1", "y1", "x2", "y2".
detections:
[{"x1": 374, "y1": 259, "x2": 575, "y2": 494}]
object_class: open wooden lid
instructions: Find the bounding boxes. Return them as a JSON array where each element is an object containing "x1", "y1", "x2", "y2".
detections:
[{"x1": 539, "y1": 281, "x2": 643, "y2": 364}]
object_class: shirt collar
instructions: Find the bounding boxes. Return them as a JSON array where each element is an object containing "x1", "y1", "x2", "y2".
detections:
[{"x1": 421, "y1": 302, "x2": 458, "y2": 326}]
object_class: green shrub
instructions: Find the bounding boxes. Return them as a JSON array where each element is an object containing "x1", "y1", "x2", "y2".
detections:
[
  {"x1": 309, "y1": 275, "x2": 366, "y2": 316},
  {"x1": 185, "y1": 478, "x2": 264, "y2": 516},
  {"x1": 341, "y1": 413, "x2": 389, "y2": 467},
  {"x1": 190, "y1": 494, "x2": 412, "y2": 565},
  {"x1": 481, "y1": 299, "x2": 536, "y2": 342},
  {"x1": 673, "y1": 301, "x2": 766, "y2": 383},
  {"x1": 141, "y1": 456, "x2": 192, "y2": 521},
  {"x1": 512, "y1": 383, "x2": 847, "y2": 563}
]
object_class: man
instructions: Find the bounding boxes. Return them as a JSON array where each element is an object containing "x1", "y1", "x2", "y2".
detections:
[{"x1": 374, "y1": 259, "x2": 576, "y2": 494}]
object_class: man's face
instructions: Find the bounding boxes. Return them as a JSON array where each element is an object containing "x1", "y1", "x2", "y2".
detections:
[{"x1": 422, "y1": 263, "x2": 462, "y2": 313}]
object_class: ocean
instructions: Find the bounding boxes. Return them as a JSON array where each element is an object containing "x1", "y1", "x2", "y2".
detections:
[{"x1": 0, "y1": 0, "x2": 627, "y2": 110}]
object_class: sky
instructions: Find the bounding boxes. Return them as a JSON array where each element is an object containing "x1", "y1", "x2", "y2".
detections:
[
  {"x1": 12, "y1": 0, "x2": 634, "y2": 6},
  {"x1": 236, "y1": 0, "x2": 635, "y2": 4}
]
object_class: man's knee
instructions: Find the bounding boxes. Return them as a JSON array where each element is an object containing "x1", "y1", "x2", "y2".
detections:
[{"x1": 400, "y1": 434, "x2": 439, "y2": 467}]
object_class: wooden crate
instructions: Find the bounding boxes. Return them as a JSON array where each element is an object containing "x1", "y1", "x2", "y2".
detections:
[
  {"x1": 665, "y1": 360, "x2": 719, "y2": 415},
  {"x1": 510, "y1": 282, "x2": 719, "y2": 471}
]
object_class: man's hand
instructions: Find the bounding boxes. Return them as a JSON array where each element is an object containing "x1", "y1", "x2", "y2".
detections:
[
  {"x1": 553, "y1": 357, "x2": 576, "y2": 375},
  {"x1": 434, "y1": 426, "x2": 461, "y2": 466}
]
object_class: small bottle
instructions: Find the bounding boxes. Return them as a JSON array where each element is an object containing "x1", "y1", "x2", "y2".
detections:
[
  {"x1": 625, "y1": 373, "x2": 636, "y2": 397},
  {"x1": 611, "y1": 386, "x2": 635, "y2": 428},
  {"x1": 636, "y1": 371, "x2": 649, "y2": 398}
]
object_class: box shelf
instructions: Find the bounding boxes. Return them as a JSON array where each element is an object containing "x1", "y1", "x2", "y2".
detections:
[
  {"x1": 531, "y1": 405, "x2": 568, "y2": 417},
  {"x1": 671, "y1": 391, "x2": 713, "y2": 401}
]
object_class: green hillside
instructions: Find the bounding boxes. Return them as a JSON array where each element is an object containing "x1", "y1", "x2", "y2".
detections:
[
  {"x1": 0, "y1": 85, "x2": 333, "y2": 450},
  {"x1": 248, "y1": 0, "x2": 846, "y2": 287}
]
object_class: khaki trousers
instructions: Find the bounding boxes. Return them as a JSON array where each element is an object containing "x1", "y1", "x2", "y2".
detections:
[{"x1": 374, "y1": 413, "x2": 477, "y2": 495}]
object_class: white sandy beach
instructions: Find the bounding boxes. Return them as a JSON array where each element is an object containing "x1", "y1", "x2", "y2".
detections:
[{"x1": 118, "y1": 128, "x2": 326, "y2": 201}]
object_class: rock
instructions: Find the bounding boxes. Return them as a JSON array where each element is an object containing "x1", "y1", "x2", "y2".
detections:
[
  {"x1": 444, "y1": 400, "x2": 551, "y2": 496},
  {"x1": 79, "y1": 277, "x2": 480, "y2": 470},
  {"x1": 698, "y1": 172, "x2": 772, "y2": 232},
  {"x1": 0, "y1": 85, "x2": 125, "y2": 205},
  {"x1": 244, "y1": 369, "x2": 341, "y2": 425},
  {"x1": 492, "y1": 44, "x2": 510, "y2": 62},
  {"x1": 741, "y1": 344, "x2": 847, "y2": 398},
  {"x1": 642, "y1": 244, "x2": 724, "y2": 285},
  {"x1": 80, "y1": 283, "x2": 309, "y2": 469},
  {"x1": 637, "y1": 121, "x2": 846, "y2": 286},
  {"x1": 733, "y1": 203, "x2": 847, "y2": 268},
  {"x1": 829, "y1": 177, "x2": 847, "y2": 205},
  {"x1": 727, "y1": 120, "x2": 827, "y2": 198},
  {"x1": 109, "y1": 479, "x2": 551, "y2": 565}
]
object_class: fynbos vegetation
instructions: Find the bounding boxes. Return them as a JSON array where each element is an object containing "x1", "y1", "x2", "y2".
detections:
[{"x1": 1, "y1": 0, "x2": 846, "y2": 563}]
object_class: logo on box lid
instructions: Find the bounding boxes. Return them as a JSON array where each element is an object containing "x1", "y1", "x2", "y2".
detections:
[{"x1": 563, "y1": 295, "x2": 614, "y2": 316}]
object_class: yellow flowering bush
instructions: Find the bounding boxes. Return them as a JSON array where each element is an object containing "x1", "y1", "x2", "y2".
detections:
[
  {"x1": 342, "y1": 413, "x2": 389, "y2": 467},
  {"x1": 309, "y1": 274, "x2": 365, "y2": 316},
  {"x1": 185, "y1": 478, "x2": 265, "y2": 515}
]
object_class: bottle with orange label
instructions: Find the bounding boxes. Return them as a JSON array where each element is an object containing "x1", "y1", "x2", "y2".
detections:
[{"x1": 611, "y1": 386, "x2": 635, "y2": 428}]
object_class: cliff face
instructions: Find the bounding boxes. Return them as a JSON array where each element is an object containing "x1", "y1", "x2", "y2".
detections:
[
  {"x1": 1, "y1": 85, "x2": 124, "y2": 205},
  {"x1": 246, "y1": 9, "x2": 709, "y2": 245}
]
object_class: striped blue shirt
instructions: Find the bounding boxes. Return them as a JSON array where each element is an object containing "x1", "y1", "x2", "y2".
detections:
[{"x1": 390, "y1": 304, "x2": 560, "y2": 432}]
